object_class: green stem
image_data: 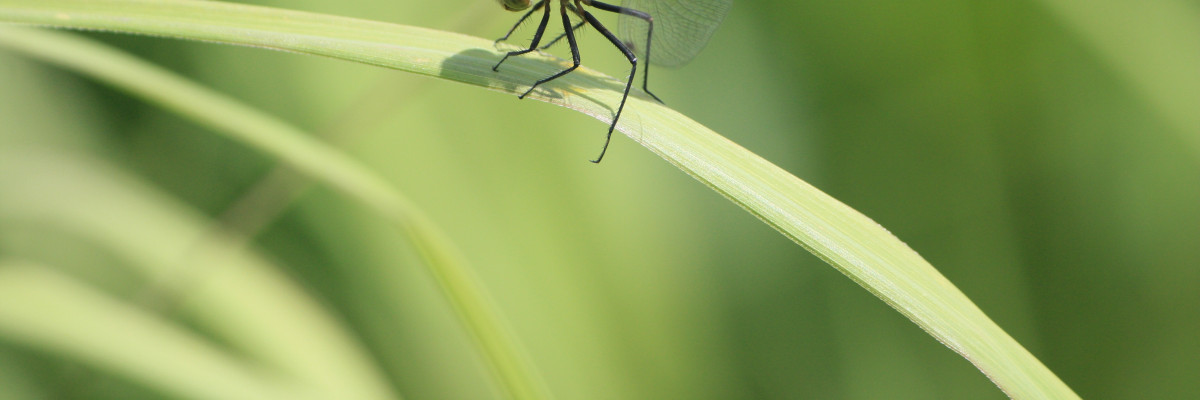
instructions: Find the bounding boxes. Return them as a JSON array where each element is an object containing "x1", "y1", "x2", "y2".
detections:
[
  {"x1": 0, "y1": 0, "x2": 1080, "y2": 397},
  {"x1": 0, "y1": 25, "x2": 550, "y2": 400}
]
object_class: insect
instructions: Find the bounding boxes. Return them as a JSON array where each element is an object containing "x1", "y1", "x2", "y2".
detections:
[{"x1": 492, "y1": 0, "x2": 732, "y2": 162}]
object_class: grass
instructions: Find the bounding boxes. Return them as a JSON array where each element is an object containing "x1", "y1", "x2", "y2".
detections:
[{"x1": 0, "y1": 0, "x2": 1082, "y2": 398}]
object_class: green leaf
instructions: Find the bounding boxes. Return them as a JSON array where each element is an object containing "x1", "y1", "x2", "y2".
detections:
[
  {"x1": 0, "y1": 260, "x2": 316, "y2": 400},
  {"x1": 1034, "y1": 0, "x2": 1200, "y2": 156},
  {"x1": 0, "y1": 25, "x2": 550, "y2": 400},
  {"x1": 0, "y1": 149, "x2": 400, "y2": 400},
  {"x1": 0, "y1": 0, "x2": 1079, "y2": 398}
]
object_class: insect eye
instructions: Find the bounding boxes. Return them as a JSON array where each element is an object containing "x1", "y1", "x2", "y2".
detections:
[{"x1": 498, "y1": 0, "x2": 531, "y2": 11}]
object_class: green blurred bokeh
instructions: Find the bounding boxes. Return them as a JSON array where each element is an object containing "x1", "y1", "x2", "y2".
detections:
[{"x1": 1, "y1": 0, "x2": 1198, "y2": 398}]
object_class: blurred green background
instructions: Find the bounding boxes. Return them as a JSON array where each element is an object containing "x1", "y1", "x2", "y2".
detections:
[{"x1": 1, "y1": 0, "x2": 1198, "y2": 398}]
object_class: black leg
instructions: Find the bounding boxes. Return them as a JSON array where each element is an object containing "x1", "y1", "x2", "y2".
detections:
[
  {"x1": 539, "y1": 20, "x2": 585, "y2": 51},
  {"x1": 519, "y1": 5, "x2": 582, "y2": 99},
  {"x1": 579, "y1": 9, "x2": 637, "y2": 163},
  {"x1": 494, "y1": 0, "x2": 547, "y2": 47},
  {"x1": 493, "y1": 0, "x2": 552, "y2": 72},
  {"x1": 538, "y1": 4, "x2": 584, "y2": 51},
  {"x1": 589, "y1": 1, "x2": 661, "y2": 104}
]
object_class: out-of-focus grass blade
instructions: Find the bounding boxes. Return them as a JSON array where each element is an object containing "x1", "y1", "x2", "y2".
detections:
[
  {"x1": 1035, "y1": 0, "x2": 1200, "y2": 154},
  {"x1": 0, "y1": 25, "x2": 549, "y2": 400},
  {"x1": 0, "y1": 0, "x2": 627, "y2": 109},
  {"x1": 0, "y1": 0, "x2": 1079, "y2": 397},
  {"x1": 0, "y1": 260, "x2": 316, "y2": 400},
  {"x1": 0, "y1": 149, "x2": 399, "y2": 400}
]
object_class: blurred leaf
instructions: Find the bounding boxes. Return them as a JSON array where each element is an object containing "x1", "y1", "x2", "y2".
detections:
[
  {"x1": 0, "y1": 260, "x2": 315, "y2": 400},
  {"x1": 0, "y1": 25, "x2": 549, "y2": 400},
  {"x1": 0, "y1": 149, "x2": 399, "y2": 400},
  {"x1": 0, "y1": 0, "x2": 1080, "y2": 398},
  {"x1": 0, "y1": 350, "x2": 48, "y2": 400},
  {"x1": 1035, "y1": 0, "x2": 1200, "y2": 155}
]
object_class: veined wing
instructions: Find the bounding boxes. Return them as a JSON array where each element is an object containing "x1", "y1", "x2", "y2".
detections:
[{"x1": 617, "y1": 0, "x2": 733, "y2": 68}]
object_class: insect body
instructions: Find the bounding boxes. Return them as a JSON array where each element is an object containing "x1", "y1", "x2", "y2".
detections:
[{"x1": 493, "y1": 0, "x2": 731, "y2": 163}]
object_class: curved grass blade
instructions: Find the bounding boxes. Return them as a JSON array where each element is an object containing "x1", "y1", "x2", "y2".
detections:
[
  {"x1": 0, "y1": 261, "x2": 319, "y2": 400},
  {"x1": 1034, "y1": 0, "x2": 1200, "y2": 158},
  {"x1": 0, "y1": 0, "x2": 1078, "y2": 397},
  {"x1": 0, "y1": 149, "x2": 400, "y2": 400},
  {"x1": 0, "y1": 25, "x2": 550, "y2": 400}
]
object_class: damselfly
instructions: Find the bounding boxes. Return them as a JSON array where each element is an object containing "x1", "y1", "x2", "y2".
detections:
[{"x1": 492, "y1": 0, "x2": 732, "y2": 162}]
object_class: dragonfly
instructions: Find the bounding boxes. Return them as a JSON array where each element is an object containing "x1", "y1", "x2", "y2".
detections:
[{"x1": 492, "y1": 0, "x2": 733, "y2": 162}]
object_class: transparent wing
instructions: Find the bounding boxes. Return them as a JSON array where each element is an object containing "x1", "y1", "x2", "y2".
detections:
[{"x1": 617, "y1": 0, "x2": 732, "y2": 68}]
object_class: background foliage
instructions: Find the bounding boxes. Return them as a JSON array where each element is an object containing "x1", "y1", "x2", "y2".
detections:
[{"x1": 2, "y1": 0, "x2": 1198, "y2": 399}]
